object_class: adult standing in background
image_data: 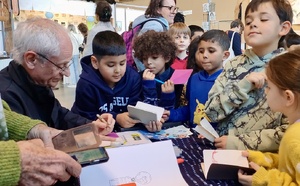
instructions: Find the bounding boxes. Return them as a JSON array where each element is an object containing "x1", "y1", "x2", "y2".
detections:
[
  {"x1": 78, "y1": 22, "x2": 88, "y2": 56},
  {"x1": 132, "y1": 0, "x2": 177, "y2": 71},
  {"x1": 64, "y1": 24, "x2": 82, "y2": 87},
  {"x1": 227, "y1": 19, "x2": 244, "y2": 56},
  {"x1": 83, "y1": 1, "x2": 115, "y2": 57}
]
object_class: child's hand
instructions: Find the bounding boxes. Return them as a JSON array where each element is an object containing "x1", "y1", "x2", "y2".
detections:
[
  {"x1": 163, "y1": 110, "x2": 170, "y2": 121},
  {"x1": 245, "y1": 72, "x2": 266, "y2": 89},
  {"x1": 241, "y1": 151, "x2": 249, "y2": 158},
  {"x1": 116, "y1": 112, "x2": 140, "y2": 128},
  {"x1": 143, "y1": 69, "x2": 155, "y2": 80},
  {"x1": 144, "y1": 120, "x2": 164, "y2": 132},
  {"x1": 238, "y1": 161, "x2": 259, "y2": 186},
  {"x1": 214, "y1": 135, "x2": 228, "y2": 149},
  {"x1": 162, "y1": 80, "x2": 174, "y2": 93}
]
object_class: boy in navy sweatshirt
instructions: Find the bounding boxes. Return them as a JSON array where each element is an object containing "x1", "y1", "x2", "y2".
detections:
[
  {"x1": 72, "y1": 31, "x2": 142, "y2": 129},
  {"x1": 164, "y1": 30, "x2": 230, "y2": 128}
]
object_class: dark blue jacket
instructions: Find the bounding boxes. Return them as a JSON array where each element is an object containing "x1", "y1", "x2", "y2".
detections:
[
  {"x1": 228, "y1": 30, "x2": 242, "y2": 56},
  {"x1": 71, "y1": 56, "x2": 142, "y2": 123},
  {"x1": 140, "y1": 67, "x2": 183, "y2": 110},
  {"x1": 169, "y1": 69, "x2": 222, "y2": 127}
]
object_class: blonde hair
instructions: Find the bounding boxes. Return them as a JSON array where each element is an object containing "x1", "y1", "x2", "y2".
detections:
[{"x1": 169, "y1": 22, "x2": 191, "y2": 37}]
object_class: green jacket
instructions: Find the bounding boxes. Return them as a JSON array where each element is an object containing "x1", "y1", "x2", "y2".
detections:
[
  {"x1": 0, "y1": 100, "x2": 43, "y2": 185},
  {"x1": 205, "y1": 49, "x2": 288, "y2": 151}
]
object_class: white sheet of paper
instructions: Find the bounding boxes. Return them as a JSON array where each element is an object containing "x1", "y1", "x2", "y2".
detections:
[
  {"x1": 127, "y1": 102, "x2": 164, "y2": 124},
  {"x1": 202, "y1": 149, "x2": 249, "y2": 178},
  {"x1": 80, "y1": 140, "x2": 188, "y2": 186}
]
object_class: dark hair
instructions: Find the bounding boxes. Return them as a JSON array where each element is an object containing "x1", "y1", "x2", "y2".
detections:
[
  {"x1": 230, "y1": 19, "x2": 244, "y2": 31},
  {"x1": 266, "y1": 49, "x2": 300, "y2": 97},
  {"x1": 285, "y1": 33, "x2": 300, "y2": 48},
  {"x1": 188, "y1": 25, "x2": 204, "y2": 38},
  {"x1": 245, "y1": 0, "x2": 293, "y2": 24},
  {"x1": 174, "y1": 12, "x2": 185, "y2": 23},
  {"x1": 77, "y1": 23, "x2": 88, "y2": 35},
  {"x1": 145, "y1": 0, "x2": 177, "y2": 17},
  {"x1": 95, "y1": 1, "x2": 112, "y2": 22},
  {"x1": 186, "y1": 36, "x2": 203, "y2": 73},
  {"x1": 133, "y1": 30, "x2": 177, "y2": 69},
  {"x1": 92, "y1": 31, "x2": 126, "y2": 59},
  {"x1": 199, "y1": 29, "x2": 230, "y2": 51}
]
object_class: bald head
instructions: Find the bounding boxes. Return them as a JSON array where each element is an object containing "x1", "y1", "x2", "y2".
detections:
[{"x1": 12, "y1": 17, "x2": 72, "y2": 64}]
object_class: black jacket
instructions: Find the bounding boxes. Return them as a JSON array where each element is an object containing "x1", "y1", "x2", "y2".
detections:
[{"x1": 0, "y1": 61, "x2": 91, "y2": 130}]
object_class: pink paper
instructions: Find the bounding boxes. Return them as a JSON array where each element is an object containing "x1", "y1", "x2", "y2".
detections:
[{"x1": 170, "y1": 69, "x2": 193, "y2": 84}]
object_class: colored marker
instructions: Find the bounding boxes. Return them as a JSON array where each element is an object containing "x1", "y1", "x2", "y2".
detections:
[
  {"x1": 154, "y1": 78, "x2": 164, "y2": 84},
  {"x1": 177, "y1": 158, "x2": 184, "y2": 164}
]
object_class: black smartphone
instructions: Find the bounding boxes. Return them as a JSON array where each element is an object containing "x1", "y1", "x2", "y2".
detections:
[{"x1": 69, "y1": 147, "x2": 109, "y2": 167}]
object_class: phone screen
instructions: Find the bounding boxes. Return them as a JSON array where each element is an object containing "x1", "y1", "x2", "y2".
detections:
[{"x1": 69, "y1": 147, "x2": 109, "y2": 166}]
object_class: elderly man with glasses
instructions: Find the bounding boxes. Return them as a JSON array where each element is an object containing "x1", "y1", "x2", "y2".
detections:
[{"x1": 0, "y1": 17, "x2": 115, "y2": 134}]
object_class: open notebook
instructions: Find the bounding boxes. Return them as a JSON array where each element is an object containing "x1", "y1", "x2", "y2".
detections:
[{"x1": 127, "y1": 102, "x2": 164, "y2": 124}]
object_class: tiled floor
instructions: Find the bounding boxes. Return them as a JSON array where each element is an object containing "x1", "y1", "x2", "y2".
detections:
[{"x1": 53, "y1": 82, "x2": 76, "y2": 110}]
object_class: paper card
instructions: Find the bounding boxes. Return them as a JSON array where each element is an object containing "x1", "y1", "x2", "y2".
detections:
[
  {"x1": 170, "y1": 69, "x2": 193, "y2": 84},
  {"x1": 202, "y1": 150, "x2": 255, "y2": 180},
  {"x1": 193, "y1": 118, "x2": 219, "y2": 142},
  {"x1": 80, "y1": 140, "x2": 188, "y2": 186},
  {"x1": 127, "y1": 102, "x2": 164, "y2": 124}
]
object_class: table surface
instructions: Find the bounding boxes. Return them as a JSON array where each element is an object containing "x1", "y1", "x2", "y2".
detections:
[{"x1": 171, "y1": 135, "x2": 240, "y2": 186}]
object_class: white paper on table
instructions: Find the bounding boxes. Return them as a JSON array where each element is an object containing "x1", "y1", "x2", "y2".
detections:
[{"x1": 80, "y1": 140, "x2": 188, "y2": 186}]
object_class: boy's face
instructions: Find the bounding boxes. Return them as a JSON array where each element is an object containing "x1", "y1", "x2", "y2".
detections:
[
  {"x1": 196, "y1": 40, "x2": 228, "y2": 75},
  {"x1": 91, "y1": 55, "x2": 126, "y2": 88},
  {"x1": 191, "y1": 31, "x2": 204, "y2": 41},
  {"x1": 173, "y1": 33, "x2": 191, "y2": 52},
  {"x1": 142, "y1": 55, "x2": 169, "y2": 75},
  {"x1": 244, "y1": 2, "x2": 290, "y2": 56}
]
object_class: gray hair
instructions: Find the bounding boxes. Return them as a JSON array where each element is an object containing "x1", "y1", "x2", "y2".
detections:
[{"x1": 12, "y1": 17, "x2": 65, "y2": 64}]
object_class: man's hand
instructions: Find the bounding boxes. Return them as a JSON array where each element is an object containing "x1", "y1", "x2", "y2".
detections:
[
  {"x1": 93, "y1": 113, "x2": 115, "y2": 135},
  {"x1": 27, "y1": 124, "x2": 62, "y2": 148},
  {"x1": 116, "y1": 112, "x2": 140, "y2": 128},
  {"x1": 17, "y1": 139, "x2": 81, "y2": 186},
  {"x1": 214, "y1": 135, "x2": 228, "y2": 149},
  {"x1": 161, "y1": 80, "x2": 174, "y2": 93}
]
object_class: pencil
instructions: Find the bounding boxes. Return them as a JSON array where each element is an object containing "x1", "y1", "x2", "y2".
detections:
[
  {"x1": 96, "y1": 114, "x2": 107, "y2": 124},
  {"x1": 154, "y1": 78, "x2": 164, "y2": 84}
]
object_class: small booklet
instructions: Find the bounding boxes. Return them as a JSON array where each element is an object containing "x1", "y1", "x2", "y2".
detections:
[
  {"x1": 127, "y1": 101, "x2": 164, "y2": 124},
  {"x1": 193, "y1": 118, "x2": 219, "y2": 142},
  {"x1": 201, "y1": 150, "x2": 255, "y2": 180},
  {"x1": 170, "y1": 69, "x2": 193, "y2": 84}
]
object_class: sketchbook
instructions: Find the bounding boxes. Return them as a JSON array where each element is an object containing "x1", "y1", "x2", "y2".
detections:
[
  {"x1": 127, "y1": 102, "x2": 164, "y2": 124},
  {"x1": 201, "y1": 150, "x2": 255, "y2": 180},
  {"x1": 193, "y1": 118, "x2": 219, "y2": 142}
]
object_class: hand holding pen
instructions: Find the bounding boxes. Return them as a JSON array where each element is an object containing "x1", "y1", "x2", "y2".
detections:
[{"x1": 93, "y1": 113, "x2": 115, "y2": 136}]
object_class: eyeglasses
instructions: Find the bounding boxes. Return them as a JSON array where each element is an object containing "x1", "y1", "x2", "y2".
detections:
[
  {"x1": 160, "y1": 5, "x2": 179, "y2": 12},
  {"x1": 36, "y1": 52, "x2": 72, "y2": 72}
]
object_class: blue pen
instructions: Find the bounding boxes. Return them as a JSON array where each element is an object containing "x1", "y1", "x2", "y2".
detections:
[{"x1": 154, "y1": 78, "x2": 164, "y2": 84}]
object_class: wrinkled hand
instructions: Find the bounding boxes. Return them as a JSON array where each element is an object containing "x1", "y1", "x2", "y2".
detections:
[
  {"x1": 161, "y1": 80, "x2": 174, "y2": 93},
  {"x1": 245, "y1": 72, "x2": 266, "y2": 89},
  {"x1": 144, "y1": 118, "x2": 165, "y2": 132},
  {"x1": 142, "y1": 69, "x2": 155, "y2": 80},
  {"x1": 116, "y1": 112, "x2": 140, "y2": 128},
  {"x1": 238, "y1": 162, "x2": 260, "y2": 186},
  {"x1": 93, "y1": 113, "x2": 115, "y2": 136},
  {"x1": 27, "y1": 124, "x2": 62, "y2": 148},
  {"x1": 17, "y1": 139, "x2": 81, "y2": 186},
  {"x1": 214, "y1": 135, "x2": 228, "y2": 149}
]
